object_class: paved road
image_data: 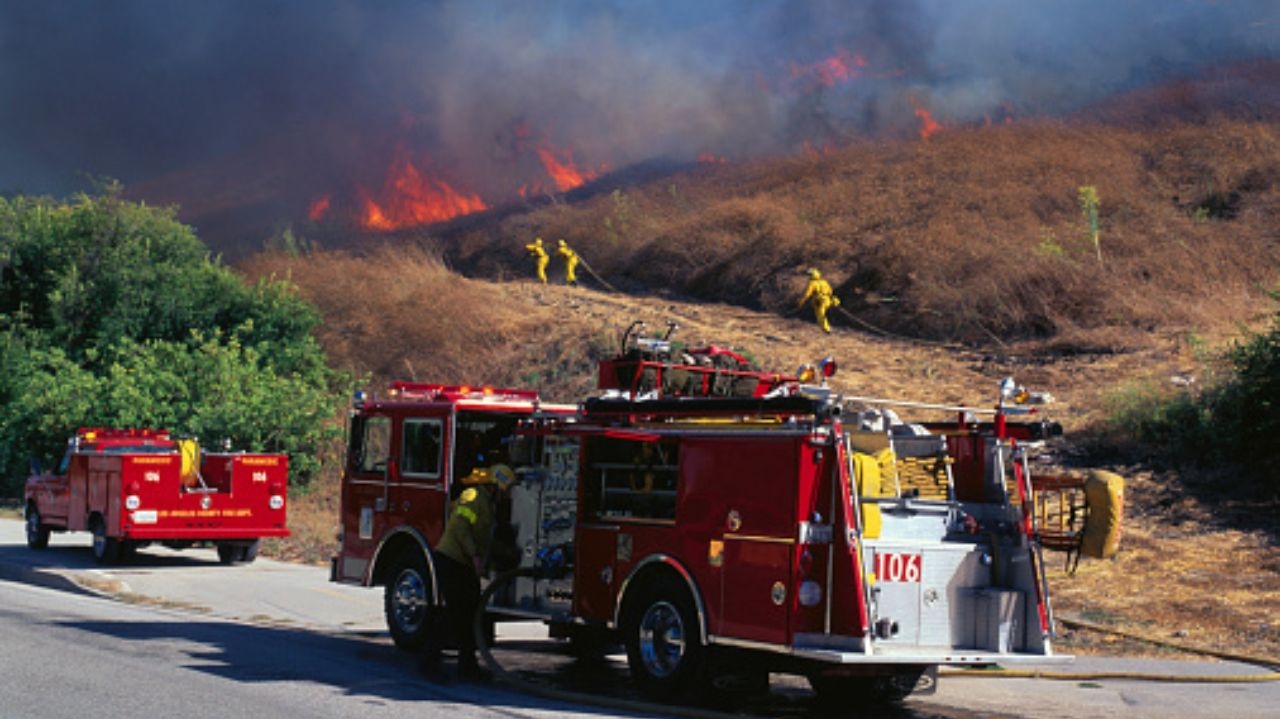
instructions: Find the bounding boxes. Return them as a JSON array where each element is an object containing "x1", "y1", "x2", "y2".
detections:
[
  {"x1": 0, "y1": 579, "x2": 669, "y2": 719},
  {"x1": 3, "y1": 518, "x2": 1277, "y2": 719}
]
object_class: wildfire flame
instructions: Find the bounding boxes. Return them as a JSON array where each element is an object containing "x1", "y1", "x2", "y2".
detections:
[
  {"x1": 909, "y1": 97, "x2": 943, "y2": 140},
  {"x1": 307, "y1": 194, "x2": 331, "y2": 222},
  {"x1": 358, "y1": 147, "x2": 487, "y2": 231},
  {"x1": 535, "y1": 145, "x2": 599, "y2": 193},
  {"x1": 791, "y1": 48, "x2": 869, "y2": 87}
]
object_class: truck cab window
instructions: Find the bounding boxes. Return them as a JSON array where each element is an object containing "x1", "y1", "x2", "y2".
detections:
[
  {"x1": 355, "y1": 416, "x2": 391, "y2": 473},
  {"x1": 402, "y1": 418, "x2": 443, "y2": 478}
]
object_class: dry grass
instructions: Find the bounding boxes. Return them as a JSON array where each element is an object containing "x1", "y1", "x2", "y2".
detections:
[{"x1": 424, "y1": 115, "x2": 1280, "y2": 348}]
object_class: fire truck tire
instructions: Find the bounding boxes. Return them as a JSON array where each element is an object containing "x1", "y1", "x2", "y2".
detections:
[
  {"x1": 622, "y1": 574, "x2": 706, "y2": 701},
  {"x1": 808, "y1": 666, "x2": 926, "y2": 705},
  {"x1": 90, "y1": 516, "x2": 121, "y2": 565},
  {"x1": 217, "y1": 540, "x2": 260, "y2": 565},
  {"x1": 384, "y1": 549, "x2": 433, "y2": 651},
  {"x1": 25, "y1": 505, "x2": 50, "y2": 550}
]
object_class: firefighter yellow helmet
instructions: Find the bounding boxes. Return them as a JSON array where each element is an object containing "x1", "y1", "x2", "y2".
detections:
[
  {"x1": 809, "y1": 268, "x2": 821, "y2": 279},
  {"x1": 462, "y1": 463, "x2": 517, "y2": 490},
  {"x1": 558, "y1": 239, "x2": 567, "y2": 247}
]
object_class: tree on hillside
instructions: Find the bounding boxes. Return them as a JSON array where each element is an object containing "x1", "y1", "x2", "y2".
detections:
[{"x1": 0, "y1": 188, "x2": 343, "y2": 495}]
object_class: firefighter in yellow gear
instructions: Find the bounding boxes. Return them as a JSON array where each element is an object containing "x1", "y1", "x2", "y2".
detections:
[
  {"x1": 525, "y1": 237, "x2": 549, "y2": 284},
  {"x1": 556, "y1": 239, "x2": 579, "y2": 285},
  {"x1": 798, "y1": 268, "x2": 840, "y2": 333},
  {"x1": 421, "y1": 462, "x2": 516, "y2": 682}
]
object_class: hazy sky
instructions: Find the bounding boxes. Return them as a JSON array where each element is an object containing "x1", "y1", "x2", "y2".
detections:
[{"x1": 1, "y1": 0, "x2": 1275, "y2": 239}]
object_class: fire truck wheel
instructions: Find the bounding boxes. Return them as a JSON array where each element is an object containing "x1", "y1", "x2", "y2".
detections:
[
  {"x1": 90, "y1": 516, "x2": 121, "y2": 565},
  {"x1": 622, "y1": 574, "x2": 706, "y2": 700},
  {"x1": 384, "y1": 549, "x2": 433, "y2": 651},
  {"x1": 217, "y1": 541, "x2": 260, "y2": 565},
  {"x1": 25, "y1": 505, "x2": 50, "y2": 550}
]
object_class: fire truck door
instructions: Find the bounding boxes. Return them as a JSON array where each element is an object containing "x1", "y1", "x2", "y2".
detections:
[
  {"x1": 390, "y1": 417, "x2": 447, "y2": 541},
  {"x1": 339, "y1": 413, "x2": 393, "y2": 582}
]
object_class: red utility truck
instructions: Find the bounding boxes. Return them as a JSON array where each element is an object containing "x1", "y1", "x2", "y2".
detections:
[
  {"x1": 25, "y1": 428, "x2": 289, "y2": 564},
  {"x1": 333, "y1": 325, "x2": 1121, "y2": 702}
]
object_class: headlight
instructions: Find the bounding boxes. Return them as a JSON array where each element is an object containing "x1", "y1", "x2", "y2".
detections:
[
  {"x1": 269, "y1": 495, "x2": 285, "y2": 510},
  {"x1": 125, "y1": 495, "x2": 140, "y2": 510}
]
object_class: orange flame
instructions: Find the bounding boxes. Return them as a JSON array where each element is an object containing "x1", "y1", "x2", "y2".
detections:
[
  {"x1": 517, "y1": 182, "x2": 547, "y2": 199},
  {"x1": 307, "y1": 194, "x2": 331, "y2": 221},
  {"x1": 788, "y1": 48, "x2": 905, "y2": 89},
  {"x1": 358, "y1": 147, "x2": 487, "y2": 231},
  {"x1": 909, "y1": 97, "x2": 943, "y2": 140},
  {"x1": 791, "y1": 48, "x2": 869, "y2": 87},
  {"x1": 697, "y1": 152, "x2": 728, "y2": 165},
  {"x1": 535, "y1": 145, "x2": 599, "y2": 192}
]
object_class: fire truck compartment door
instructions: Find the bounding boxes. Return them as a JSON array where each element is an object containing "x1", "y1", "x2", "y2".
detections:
[
  {"x1": 865, "y1": 542, "x2": 992, "y2": 650},
  {"x1": 720, "y1": 534, "x2": 792, "y2": 645},
  {"x1": 573, "y1": 525, "x2": 618, "y2": 621}
]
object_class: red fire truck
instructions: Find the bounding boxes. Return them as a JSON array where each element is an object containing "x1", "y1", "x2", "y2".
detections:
[
  {"x1": 24, "y1": 428, "x2": 290, "y2": 564},
  {"x1": 333, "y1": 324, "x2": 1119, "y2": 701}
]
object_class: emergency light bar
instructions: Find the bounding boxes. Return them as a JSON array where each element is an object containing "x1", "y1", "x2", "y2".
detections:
[{"x1": 386, "y1": 381, "x2": 540, "y2": 402}]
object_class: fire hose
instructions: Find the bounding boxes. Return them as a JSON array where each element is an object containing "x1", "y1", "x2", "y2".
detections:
[{"x1": 572, "y1": 256, "x2": 621, "y2": 294}]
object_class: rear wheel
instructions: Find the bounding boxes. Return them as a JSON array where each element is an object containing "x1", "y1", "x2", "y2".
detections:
[
  {"x1": 384, "y1": 549, "x2": 434, "y2": 651},
  {"x1": 216, "y1": 540, "x2": 260, "y2": 565},
  {"x1": 91, "y1": 516, "x2": 121, "y2": 565},
  {"x1": 622, "y1": 574, "x2": 706, "y2": 701},
  {"x1": 25, "y1": 505, "x2": 50, "y2": 549}
]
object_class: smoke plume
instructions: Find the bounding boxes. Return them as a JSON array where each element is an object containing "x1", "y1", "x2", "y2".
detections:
[{"x1": 1, "y1": 0, "x2": 1275, "y2": 251}]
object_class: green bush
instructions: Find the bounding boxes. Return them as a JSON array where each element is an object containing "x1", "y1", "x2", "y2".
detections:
[
  {"x1": 1106, "y1": 309, "x2": 1280, "y2": 496},
  {"x1": 0, "y1": 188, "x2": 344, "y2": 495},
  {"x1": 1214, "y1": 313, "x2": 1280, "y2": 482}
]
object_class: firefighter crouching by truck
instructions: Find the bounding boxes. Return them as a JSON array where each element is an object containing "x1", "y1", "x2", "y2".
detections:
[{"x1": 419, "y1": 458, "x2": 517, "y2": 683}]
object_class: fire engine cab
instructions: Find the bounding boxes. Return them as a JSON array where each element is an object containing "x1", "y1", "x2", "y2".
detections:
[
  {"x1": 24, "y1": 428, "x2": 289, "y2": 564},
  {"x1": 333, "y1": 324, "x2": 1111, "y2": 702}
]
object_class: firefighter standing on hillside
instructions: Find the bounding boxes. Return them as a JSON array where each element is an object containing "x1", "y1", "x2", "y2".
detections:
[
  {"x1": 526, "y1": 237, "x2": 549, "y2": 284},
  {"x1": 556, "y1": 239, "x2": 579, "y2": 285},
  {"x1": 420, "y1": 460, "x2": 516, "y2": 683},
  {"x1": 798, "y1": 268, "x2": 840, "y2": 333}
]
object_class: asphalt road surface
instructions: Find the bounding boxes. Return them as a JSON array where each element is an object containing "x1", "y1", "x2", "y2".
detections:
[{"x1": 2, "y1": 518, "x2": 1277, "y2": 719}]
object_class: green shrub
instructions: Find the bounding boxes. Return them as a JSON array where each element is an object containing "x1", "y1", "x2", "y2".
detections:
[
  {"x1": 0, "y1": 189, "x2": 344, "y2": 495},
  {"x1": 1106, "y1": 309, "x2": 1280, "y2": 495}
]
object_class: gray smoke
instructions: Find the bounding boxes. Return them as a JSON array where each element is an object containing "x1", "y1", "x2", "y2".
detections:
[{"x1": 1, "y1": 0, "x2": 1275, "y2": 244}]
